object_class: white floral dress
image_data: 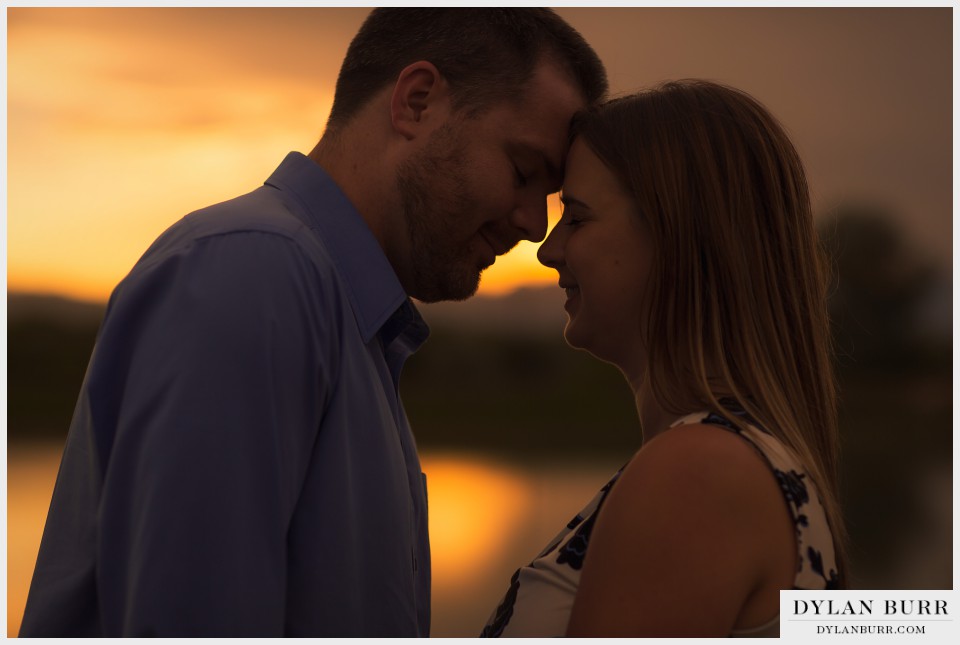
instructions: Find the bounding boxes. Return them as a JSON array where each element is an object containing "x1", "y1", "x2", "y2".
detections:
[{"x1": 481, "y1": 406, "x2": 840, "y2": 638}]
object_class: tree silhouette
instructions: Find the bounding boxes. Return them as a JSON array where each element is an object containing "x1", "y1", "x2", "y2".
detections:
[
  {"x1": 818, "y1": 205, "x2": 943, "y2": 372},
  {"x1": 818, "y1": 205, "x2": 951, "y2": 588}
]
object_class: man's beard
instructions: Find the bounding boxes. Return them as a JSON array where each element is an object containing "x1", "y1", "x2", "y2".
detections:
[{"x1": 396, "y1": 124, "x2": 486, "y2": 303}]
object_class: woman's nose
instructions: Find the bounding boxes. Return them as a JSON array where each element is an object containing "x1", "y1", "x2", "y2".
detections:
[{"x1": 537, "y1": 222, "x2": 564, "y2": 268}]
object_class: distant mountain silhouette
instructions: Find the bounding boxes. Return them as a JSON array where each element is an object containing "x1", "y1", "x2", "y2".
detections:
[
  {"x1": 8, "y1": 292, "x2": 106, "y2": 327},
  {"x1": 416, "y1": 285, "x2": 568, "y2": 336},
  {"x1": 7, "y1": 287, "x2": 569, "y2": 336}
]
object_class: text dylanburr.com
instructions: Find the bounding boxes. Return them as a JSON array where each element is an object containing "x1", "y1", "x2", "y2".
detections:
[{"x1": 781, "y1": 591, "x2": 958, "y2": 640}]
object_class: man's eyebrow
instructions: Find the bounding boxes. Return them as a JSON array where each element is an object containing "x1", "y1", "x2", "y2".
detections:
[
  {"x1": 517, "y1": 142, "x2": 562, "y2": 189},
  {"x1": 541, "y1": 151, "x2": 562, "y2": 190}
]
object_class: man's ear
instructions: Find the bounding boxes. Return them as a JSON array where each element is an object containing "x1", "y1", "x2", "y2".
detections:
[{"x1": 390, "y1": 61, "x2": 451, "y2": 140}]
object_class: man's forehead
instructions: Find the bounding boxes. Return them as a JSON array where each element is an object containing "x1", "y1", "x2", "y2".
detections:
[
  {"x1": 519, "y1": 119, "x2": 577, "y2": 187},
  {"x1": 512, "y1": 66, "x2": 586, "y2": 185}
]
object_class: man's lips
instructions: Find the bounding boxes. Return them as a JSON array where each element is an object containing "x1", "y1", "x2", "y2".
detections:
[
  {"x1": 477, "y1": 231, "x2": 516, "y2": 269},
  {"x1": 480, "y1": 230, "x2": 511, "y2": 257}
]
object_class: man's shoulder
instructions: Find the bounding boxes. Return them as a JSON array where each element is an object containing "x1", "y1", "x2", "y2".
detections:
[
  {"x1": 183, "y1": 186, "x2": 310, "y2": 242},
  {"x1": 138, "y1": 187, "x2": 334, "y2": 268},
  {"x1": 111, "y1": 187, "x2": 344, "y2": 311}
]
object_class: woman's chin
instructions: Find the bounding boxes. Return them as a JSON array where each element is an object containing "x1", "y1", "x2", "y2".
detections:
[
  {"x1": 561, "y1": 323, "x2": 585, "y2": 351},
  {"x1": 563, "y1": 324, "x2": 600, "y2": 358},
  {"x1": 564, "y1": 324, "x2": 639, "y2": 375}
]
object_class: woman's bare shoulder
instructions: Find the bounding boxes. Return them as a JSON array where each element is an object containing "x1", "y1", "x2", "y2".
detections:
[
  {"x1": 615, "y1": 421, "x2": 792, "y2": 544},
  {"x1": 632, "y1": 421, "x2": 773, "y2": 491},
  {"x1": 566, "y1": 421, "x2": 794, "y2": 637}
]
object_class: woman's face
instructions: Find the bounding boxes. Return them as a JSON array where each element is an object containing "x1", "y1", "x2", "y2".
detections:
[{"x1": 538, "y1": 138, "x2": 654, "y2": 375}]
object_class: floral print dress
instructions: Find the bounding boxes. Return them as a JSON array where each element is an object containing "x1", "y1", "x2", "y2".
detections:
[{"x1": 480, "y1": 407, "x2": 840, "y2": 638}]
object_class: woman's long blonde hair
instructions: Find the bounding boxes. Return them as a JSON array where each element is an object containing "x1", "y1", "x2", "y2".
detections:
[{"x1": 572, "y1": 80, "x2": 847, "y2": 583}]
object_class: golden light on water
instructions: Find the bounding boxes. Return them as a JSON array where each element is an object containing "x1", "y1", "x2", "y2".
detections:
[
  {"x1": 420, "y1": 454, "x2": 534, "y2": 592},
  {"x1": 6, "y1": 447, "x2": 62, "y2": 638},
  {"x1": 6, "y1": 449, "x2": 541, "y2": 636}
]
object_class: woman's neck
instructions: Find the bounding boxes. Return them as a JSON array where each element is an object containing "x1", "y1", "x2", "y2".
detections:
[
  {"x1": 625, "y1": 368, "x2": 681, "y2": 445},
  {"x1": 635, "y1": 392, "x2": 681, "y2": 445}
]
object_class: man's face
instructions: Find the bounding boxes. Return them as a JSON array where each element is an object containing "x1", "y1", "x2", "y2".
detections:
[{"x1": 396, "y1": 61, "x2": 585, "y2": 303}]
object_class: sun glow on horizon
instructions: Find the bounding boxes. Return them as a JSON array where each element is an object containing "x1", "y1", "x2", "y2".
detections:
[
  {"x1": 7, "y1": 8, "x2": 564, "y2": 304},
  {"x1": 7, "y1": 180, "x2": 560, "y2": 306},
  {"x1": 478, "y1": 194, "x2": 563, "y2": 296}
]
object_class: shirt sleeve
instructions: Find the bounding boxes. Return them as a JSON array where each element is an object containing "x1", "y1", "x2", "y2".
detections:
[{"x1": 85, "y1": 230, "x2": 334, "y2": 636}]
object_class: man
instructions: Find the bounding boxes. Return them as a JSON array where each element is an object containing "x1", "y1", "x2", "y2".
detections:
[{"x1": 20, "y1": 8, "x2": 607, "y2": 637}]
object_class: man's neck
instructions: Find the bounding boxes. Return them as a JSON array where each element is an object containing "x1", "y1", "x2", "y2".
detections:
[{"x1": 308, "y1": 131, "x2": 415, "y2": 296}]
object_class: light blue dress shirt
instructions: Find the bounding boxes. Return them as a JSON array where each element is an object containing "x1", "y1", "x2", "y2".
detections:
[{"x1": 20, "y1": 152, "x2": 432, "y2": 637}]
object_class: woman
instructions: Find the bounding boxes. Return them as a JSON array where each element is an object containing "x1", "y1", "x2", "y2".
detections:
[{"x1": 481, "y1": 80, "x2": 845, "y2": 638}]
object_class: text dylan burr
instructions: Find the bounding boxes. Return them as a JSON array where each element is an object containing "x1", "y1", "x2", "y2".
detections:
[{"x1": 794, "y1": 600, "x2": 948, "y2": 617}]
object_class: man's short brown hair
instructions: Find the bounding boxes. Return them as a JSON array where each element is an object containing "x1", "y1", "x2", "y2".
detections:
[{"x1": 326, "y1": 8, "x2": 608, "y2": 130}]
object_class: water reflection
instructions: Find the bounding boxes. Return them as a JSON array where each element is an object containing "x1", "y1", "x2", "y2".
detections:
[
  {"x1": 7, "y1": 443, "x2": 62, "y2": 639},
  {"x1": 421, "y1": 454, "x2": 533, "y2": 590},
  {"x1": 6, "y1": 444, "x2": 618, "y2": 637}
]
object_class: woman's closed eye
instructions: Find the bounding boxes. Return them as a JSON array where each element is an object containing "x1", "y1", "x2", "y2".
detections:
[{"x1": 561, "y1": 209, "x2": 588, "y2": 227}]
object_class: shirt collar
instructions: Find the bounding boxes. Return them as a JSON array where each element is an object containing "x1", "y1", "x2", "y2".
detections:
[{"x1": 264, "y1": 151, "x2": 417, "y2": 344}]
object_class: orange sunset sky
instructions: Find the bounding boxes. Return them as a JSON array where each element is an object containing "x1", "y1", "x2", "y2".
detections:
[{"x1": 5, "y1": 7, "x2": 953, "y2": 303}]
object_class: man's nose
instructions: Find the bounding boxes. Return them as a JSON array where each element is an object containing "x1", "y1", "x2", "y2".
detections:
[{"x1": 510, "y1": 197, "x2": 549, "y2": 243}]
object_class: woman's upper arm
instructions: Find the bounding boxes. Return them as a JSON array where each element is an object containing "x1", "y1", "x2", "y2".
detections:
[{"x1": 566, "y1": 423, "x2": 784, "y2": 637}]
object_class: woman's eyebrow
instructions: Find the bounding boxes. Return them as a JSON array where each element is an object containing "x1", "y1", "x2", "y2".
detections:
[{"x1": 560, "y1": 193, "x2": 591, "y2": 210}]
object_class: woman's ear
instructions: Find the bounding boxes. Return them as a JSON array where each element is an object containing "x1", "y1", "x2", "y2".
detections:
[{"x1": 390, "y1": 61, "x2": 452, "y2": 140}]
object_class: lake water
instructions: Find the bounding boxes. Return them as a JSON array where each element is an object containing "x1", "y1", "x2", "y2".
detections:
[
  {"x1": 6, "y1": 443, "x2": 622, "y2": 637},
  {"x1": 10, "y1": 443, "x2": 951, "y2": 636}
]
